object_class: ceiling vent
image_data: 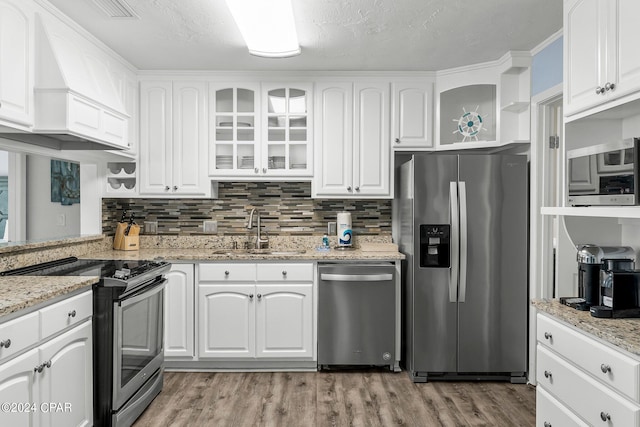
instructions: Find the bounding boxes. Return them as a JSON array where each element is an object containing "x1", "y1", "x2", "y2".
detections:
[{"x1": 90, "y1": 0, "x2": 139, "y2": 19}]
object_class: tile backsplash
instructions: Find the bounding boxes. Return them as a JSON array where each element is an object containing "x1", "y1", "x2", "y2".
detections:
[{"x1": 102, "y1": 182, "x2": 391, "y2": 236}]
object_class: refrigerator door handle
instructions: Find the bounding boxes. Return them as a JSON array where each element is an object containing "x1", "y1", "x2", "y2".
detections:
[
  {"x1": 458, "y1": 181, "x2": 468, "y2": 303},
  {"x1": 449, "y1": 181, "x2": 459, "y2": 303}
]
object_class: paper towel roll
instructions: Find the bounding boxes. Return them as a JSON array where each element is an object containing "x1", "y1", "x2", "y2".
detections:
[{"x1": 337, "y1": 211, "x2": 352, "y2": 247}]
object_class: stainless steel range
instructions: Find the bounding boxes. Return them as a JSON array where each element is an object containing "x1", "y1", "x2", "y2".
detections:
[{"x1": 1, "y1": 257, "x2": 170, "y2": 427}]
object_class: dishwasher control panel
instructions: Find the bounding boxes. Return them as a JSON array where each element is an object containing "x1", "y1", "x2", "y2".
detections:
[{"x1": 420, "y1": 224, "x2": 450, "y2": 268}]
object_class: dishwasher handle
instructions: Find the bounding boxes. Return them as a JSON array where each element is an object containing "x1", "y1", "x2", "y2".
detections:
[{"x1": 320, "y1": 273, "x2": 393, "y2": 282}]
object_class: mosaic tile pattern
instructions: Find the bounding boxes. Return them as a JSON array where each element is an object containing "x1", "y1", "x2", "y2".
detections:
[{"x1": 102, "y1": 182, "x2": 392, "y2": 237}]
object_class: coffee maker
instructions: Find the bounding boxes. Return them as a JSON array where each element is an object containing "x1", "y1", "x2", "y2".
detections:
[
  {"x1": 591, "y1": 269, "x2": 640, "y2": 318},
  {"x1": 572, "y1": 245, "x2": 635, "y2": 311}
]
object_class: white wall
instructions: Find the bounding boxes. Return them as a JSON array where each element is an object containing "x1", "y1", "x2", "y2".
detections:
[
  {"x1": 26, "y1": 155, "x2": 81, "y2": 240},
  {"x1": 0, "y1": 151, "x2": 7, "y2": 175}
]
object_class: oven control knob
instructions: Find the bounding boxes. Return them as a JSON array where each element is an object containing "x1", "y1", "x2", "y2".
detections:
[{"x1": 114, "y1": 268, "x2": 131, "y2": 279}]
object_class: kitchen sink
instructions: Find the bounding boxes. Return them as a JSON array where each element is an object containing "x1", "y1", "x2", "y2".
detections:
[{"x1": 212, "y1": 249, "x2": 307, "y2": 256}]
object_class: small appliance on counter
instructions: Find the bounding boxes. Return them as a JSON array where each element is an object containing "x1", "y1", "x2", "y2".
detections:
[
  {"x1": 591, "y1": 269, "x2": 640, "y2": 318},
  {"x1": 336, "y1": 211, "x2": 353, "y2": 250},
  {"x1": 563, "y1": 244, "x2": 635, "y2": 311}
]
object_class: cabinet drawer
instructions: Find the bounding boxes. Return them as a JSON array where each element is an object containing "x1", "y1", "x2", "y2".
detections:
[
  {"x1": 537, "y1": 313, "x2": 640, "y2": 402},
  {"x1": 199, "y1": 263, "x2": 256, "y2": 282},
  {"x1": 0, "y1": 312, "x2": 39, "y2": 361},
  {"x1": 40, "y1": 291, "x2": 93, "y2": 339},
  {"x1": 256, "y1": 263, "x2": 314, "y2": 282},
  {"x1": 537, "y1": 386, "x2": 588, "y2": 427},
  {"x1": 537, "y1": 345, "x2": 640, "y2": 426}
]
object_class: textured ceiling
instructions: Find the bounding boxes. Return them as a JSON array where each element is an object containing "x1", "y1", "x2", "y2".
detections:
[{"x1": 45, "y1": 0, "x2": 563, "y2": 71}]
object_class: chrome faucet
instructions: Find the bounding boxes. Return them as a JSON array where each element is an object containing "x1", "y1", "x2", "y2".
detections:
[{"x1": 247, "y1": 208, "x2": 269, "y2": 249}]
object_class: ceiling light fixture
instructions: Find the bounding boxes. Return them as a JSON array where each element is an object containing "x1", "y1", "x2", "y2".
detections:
[{"x1": 224, "y1": 0, "x2": 301, "y2": 58}]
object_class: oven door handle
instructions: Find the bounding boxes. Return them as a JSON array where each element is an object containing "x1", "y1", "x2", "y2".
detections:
[{"x1": 119, "y1": 278, "x2": 167, "y2": 308}]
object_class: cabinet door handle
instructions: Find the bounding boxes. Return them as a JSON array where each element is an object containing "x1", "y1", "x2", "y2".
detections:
[
  {"x1": 600, "y1": 412, "x2": 611, "y2": 422},
  {"x1": 0, "y1": 339, "x2": 11, "y2": 348},
  {"x1": 394, "y1": 138, "x2": 400, "y2": 143},
  {"x1": 248, "y1": 294, "x2": 254, "y2": 300},
  {"x1": 257, "y1": 293, "x2": 262, "y2": 300},
  {"x1": 254, "y1": 168, "x2": 259, "y2": 174},
  {"x1": 605, "y1": 82, "x2": 615, "y2": 91},
  {"x1": 263, "y1": 167, "x2": 267, "y2": 174},
  {"x1": 34, "y1": 363, "x2": 44, "y2": 373},
  {"x1": 347, "y1": 186, "x2": 352, "y2": 192},
  {"x1": 355, "y1": 186, "x2": 360, "y2": 192},
  {"x1": 173, "y1": 186, "x2": 178, "y2": 191},
  {"x1": 165, "y1": 186, "x2": 170, "y2": 191},
  {"x1": 544, "y1": 332, "x2": 552, "y2": 340},
  {"x1": 600, "y1": 364, "x2": 611, "y2": 373},
  {"x1": 68, "y1": 310, "x2": 77, "y2": 318},
  {"x1": 282, "y1": 270, "x2": 287, "y2": 276},
  {"x1": 224, "y1": 270, "x2": 230, "y2": 276},
  {"x1": 543, "y1": 422, "x2": 551, "y2": 427},
  {"x1": 544, "y1": 370, "x2": 552, "y2": 379}
]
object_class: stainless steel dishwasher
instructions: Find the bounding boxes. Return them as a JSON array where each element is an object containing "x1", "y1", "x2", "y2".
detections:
[{"x1": 318, "y1": 263, "x2": 396, "y2": 370}]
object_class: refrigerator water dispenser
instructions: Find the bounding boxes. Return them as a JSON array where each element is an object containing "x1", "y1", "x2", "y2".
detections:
[{"x1": 420, "y1": 225, "x2": 450, "y2": 268}]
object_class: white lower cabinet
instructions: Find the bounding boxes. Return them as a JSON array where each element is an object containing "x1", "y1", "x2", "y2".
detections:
[
  {"x1": 255, "y1": 284, "x2": 313, "y2": 358},
  {"x1": 164, "y1": 263, "x2": 195, "y2": 359},
  {"x1": 38, "y1": 321, "x2": 93, "y2": 427},
  {"x1": 199, "y1": 284, "x2": 255, "y2": 358},
  {"x1": 0, "y1": 319, "x2": 92, "y2": 427},
  {"x1": 198, "y1": 263, "x2": 315, "y2": 361},
  {"x1": 0, "y1": 290, "x2": 93, "y2": 427},
  {"x1": 536, "y1": 313, "x2": 640, "y2": 426}
]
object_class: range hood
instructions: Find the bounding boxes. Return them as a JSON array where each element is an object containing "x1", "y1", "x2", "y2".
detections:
[{"x1": 0, "y1": 13, "x2": 130, "y2": 151}]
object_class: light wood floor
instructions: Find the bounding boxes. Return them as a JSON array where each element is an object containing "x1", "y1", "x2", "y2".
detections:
[{"x1": 133, "y1": 371, "x2": 536, "y2": 427}]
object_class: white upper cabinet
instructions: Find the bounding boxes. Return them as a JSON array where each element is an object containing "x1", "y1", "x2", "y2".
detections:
[
  {"x1": 313, "y1": 81, "x2": 391, "y2": 198},
  {"x1": 564, "y1": 0, "x2": 640, "y2": 117},
  {"x1": 209, "y1": 82, "x2": 313, "y2": 179},
  {"x1": 0, "y1": 0, "x2": 34, "y2": 128},
  {"x1": 261, "y1": 83, "x2": 313, "y2": 178},
  {"x1": 209, "y1": 83, "x2": 261, "y2": 177},
  {"x1": 391, "y1": 82, "x2": 433, "y2": 150},
  {"x1": 139, "y1": 80, "x2": 209, "y2": 196}
]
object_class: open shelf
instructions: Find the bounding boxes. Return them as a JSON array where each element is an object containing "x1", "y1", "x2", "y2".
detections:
[
  {"x1": 541, "y1": 206, "x2": 640, "y2": 219},
  {"x1": 501, "y1": 101, "x2": 530, "y2": 113}
]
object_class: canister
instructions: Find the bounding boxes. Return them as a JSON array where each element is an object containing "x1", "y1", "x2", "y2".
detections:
[{"x1": 337, "y1": 211, "x2": 352, "y2": 248}]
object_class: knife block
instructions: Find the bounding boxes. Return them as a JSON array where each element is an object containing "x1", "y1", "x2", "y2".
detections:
[{"x1": 113, "y1": 223, "x2": 140, "y2": 251}]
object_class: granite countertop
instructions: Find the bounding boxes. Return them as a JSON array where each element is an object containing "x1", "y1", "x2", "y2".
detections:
[
  {"x1": 532, "y1": 299, "x2": 640, "y2": 357},
  {"x1": 82, "y1": 248, "x2": 406, "y2": 262},
  {"x1": 0, "y1": 276, "x2": 99, "y2": 319}
]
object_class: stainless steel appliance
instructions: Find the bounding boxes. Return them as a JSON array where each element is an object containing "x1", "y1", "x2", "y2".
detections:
[
  {"x1": 397, "y1": 154, "x2": 528, "y2": 383},
  {"x1": 575, "y1": 245, "x2": 635, "y2": 310},
  {"x1": 318, "y1": 263, "x2": 397, "y2": 371},
  {"x1": 567, "y1": 138, "x2": 640, "y2": 206},
  {"x1": 1, "y1": 257, "x2": 170, "y2": 427}
]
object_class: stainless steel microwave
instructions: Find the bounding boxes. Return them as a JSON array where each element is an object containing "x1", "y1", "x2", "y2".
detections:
[{"x1": 567, "y1": 138, "x2": 640, "y2": 206}]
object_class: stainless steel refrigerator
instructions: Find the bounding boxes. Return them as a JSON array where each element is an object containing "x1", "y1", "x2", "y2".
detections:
[{"x1": 397, "y1": 153, "x2": 528, "y2": 383}]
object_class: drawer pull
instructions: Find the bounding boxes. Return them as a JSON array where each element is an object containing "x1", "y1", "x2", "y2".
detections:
[
  {"x1": 600, "y1": 364, "x2": 611, "y2": 374},
  {"x1": 0, "y1": 339, "x2": 11, "y2": 348},
  {"x1": 68, "y1": 310, "x2": 77, "y2": 318},
  {"x1": 544, "y1": 370, "x2": 552, "y2": 379},
  {"x1": 282, "y1": 270, "x2": 287, "y2": 276},
  {"x1": 543, "y1": 422, "x2": 551, "y2": 427},
  {"x1": 600, "y1": 412, "x2": 611, "y2": 422},
  {"x1": 249, "y1": 294, "x2": 254, "y2": 300},
  {"x1": 225, "y1": 270, "x2": 230, "y2": 276},
  {"x1": 544, "y1": 332, "x2": 552, "y2": 340}
]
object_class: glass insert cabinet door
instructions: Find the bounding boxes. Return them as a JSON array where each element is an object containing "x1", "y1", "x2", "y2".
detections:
[
  {"x1": 262, "y1": 83, "x2": 313, "y2": 176},
  {"x1": 209, "y1": 84, "x2": 260, "y2": 176}
]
